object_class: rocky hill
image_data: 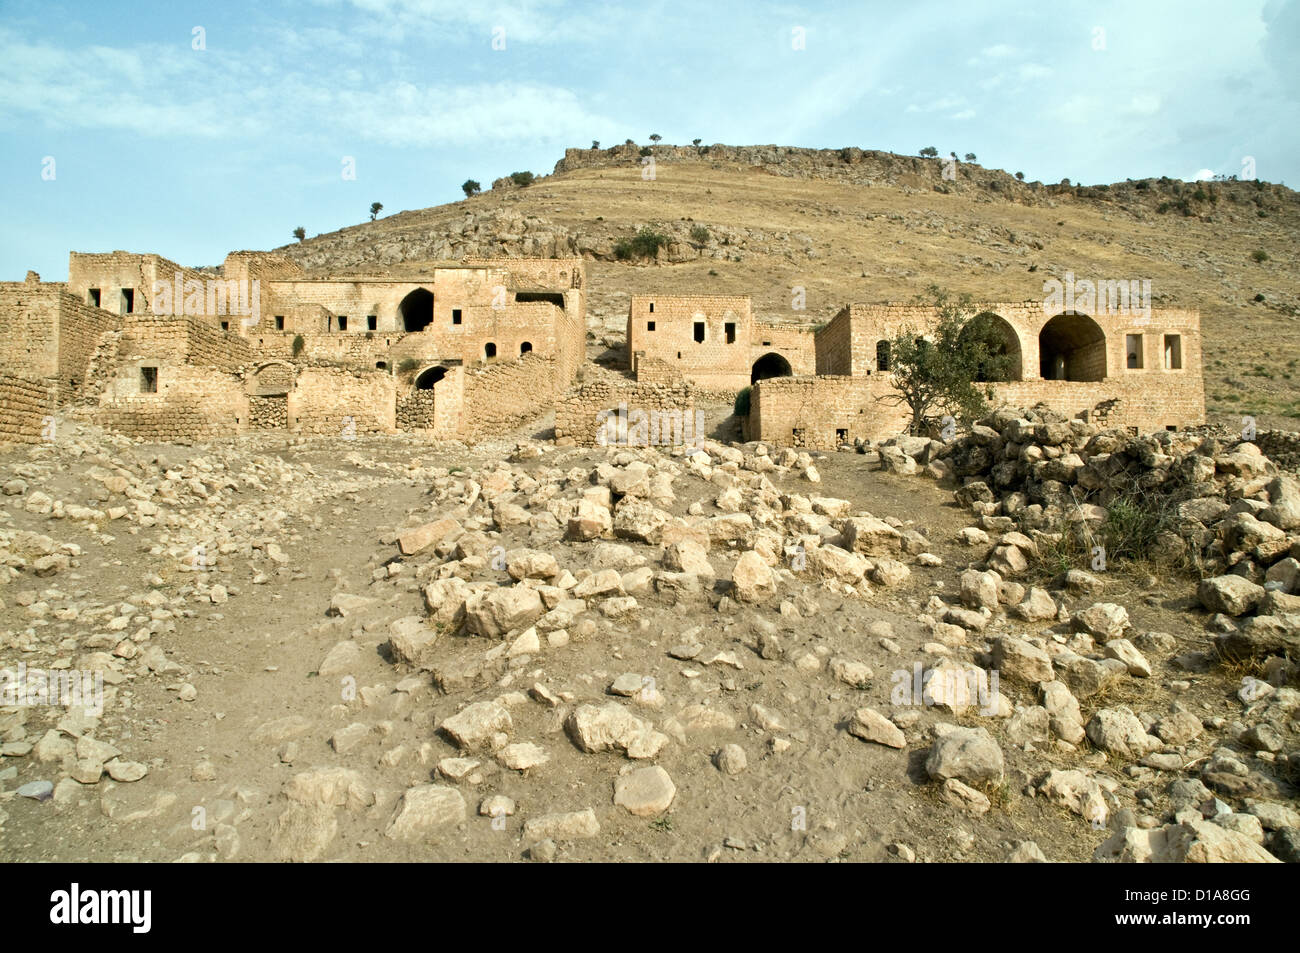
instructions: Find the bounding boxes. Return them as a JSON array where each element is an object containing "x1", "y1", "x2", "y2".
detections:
[{"x1": 270, "y1": 144, "x2": 1300, "y2": 429}]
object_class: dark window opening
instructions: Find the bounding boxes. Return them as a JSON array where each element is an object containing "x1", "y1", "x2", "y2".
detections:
[
  {"x1": 399, "y1": 288, "x2": 434, "y2": 332},
  {"x1": 452, "y1": 308, "x2": 463, "y2": 325},
  {"x1": 140, "y1": 366, "x2": 158, "y2": 393},
  {"x1": 1126, "y1": 333, "x2": 1143, "y2": 369},
  {"x1": 121, "y1": 288, "x2": 134, "y2": 314},
  {"x1": 520, "y1": 341, "x2": 533, "y2": 355},
  {"x1": 725, "y1": 322, "x2": 736, "y2": 344},
  {"x1": 416, "y1": 366, "x2": 447, "y2": 390},
  {"x1": 515, "y1": 292, "x2": 564, "y2": 308},
  {"x1": 220, "y1": 321, "x2": 229, "y2": 331},
  {"x1": 367, "y1": 315, "x2": 377, "y2": 331},
  {"x1": 376, "y1": 361, "x2": 387, "y2": 369},
  {"x1": 88, "y1": 288, "x2": 100, "y2": 307},
  {"x1": 1166, "y1": 424, "x2": 1177, "y2": 431},
  {"x1": 647, "y1": 321, "x2": 656, "y2": 332},
  {"x1": 693, "y1": 321, "x2": 705, "y2": 343},
  {"x1": 484, "y1": 342, "x2": 497, "y2": 360},
  {"x1": 836, "y1": 429, "x2": 848, "y2": 442},
  {"x1": 274, "y1": 315, "x2": 284, "y2": 330},
  {"x1": 338, "y1": 315, "x2": 348, "y2": 331},
  {"x1": 876, "y1": 340, "x2": 891, "y2": 372},
  {"x1": 649, "y1": 302, "x2": 655, "y2": 313},
  {"x1": 762, "y1": 341, "x2": 771, "y2": 347}
]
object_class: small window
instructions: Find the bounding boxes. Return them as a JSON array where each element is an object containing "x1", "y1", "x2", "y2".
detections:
[
  {"x1": 338, "y1": 315, "x2": 348, "y2": 331},
  {"x1": 725, "y1": 322, "x2": 736, "y2": 344},
  {"x1": 647, "y1": 321, "x2": 655, "y2": 332},
  {"x1": 762, "y1": 341, "x2": 771, "y2": 347},
  {"x1": 140, "y1": 366, "x2": 158, "y2": 393},
  {"x1": 520, "y1": 341, "x2": 532, "y2": 355},
  {"x1": 274, "y1": 316, "x2": 284, "y2": 330},
  {"x1": 220, "y1": 321, "x2": 229, "y2": 331},
  {"x1": 376, "y1": 361, "x2": 387, "y2": 369},
  {"x1": 649, "y1": 302, "x2": 655, "y2": 313},
  {"x1": 1164, "y1": 334, "x2": 1182, "y2": 369},
  {"x1": 121, "y1": 288, "x2": 134, "y2": 314},
  {"x1": 88, "y1": 288, "x2": 100, "y2": 307},
  {"x1": 836, "y1": 428, "x2": 848, "y2": 442},
  {"x1": 452, "y1": 309, "x2": 463, "y2": 325},
  {"x1": 367, "y1": 315, "x2": 377, "y2": 331},
  {"x1": 693, "y1": 321, "x2": 705, "y2": 343},
  {"x1": 1166, "y1": 424, "x2": 1177, "y2": 431},
  {"x1": 876, "y1": 340, "x2": 891, "y2": 372},
  {"x1": 1126, "y1": 334, "x2": 1143, "y2": 369},
  {"x1": 485, "y1": 342, "x2": 496, "y2": 360}
]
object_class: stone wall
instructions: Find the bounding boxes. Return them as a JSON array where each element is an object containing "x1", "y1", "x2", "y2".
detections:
[
  {"x1": 289, "y1": 367, "x2": 395, "y2": 435},
  {"x1": 0, "y1": 281, "x2": 121, "y2": 402},
  {"x1": 556, "y1": 380, "x2": 697, "y2": 447},
  {"x1": 95, "y1": 364, "x2": 247, "y2": 441},
  {"x1": 462, "y1": 353, "x2": 560, "y2": 442},
  {"x1": 0, "y1": 374, "x2": 52, "y2": 445},
  {"x1": 248, "y1": 394, "x2": 289, "y2": 429}
]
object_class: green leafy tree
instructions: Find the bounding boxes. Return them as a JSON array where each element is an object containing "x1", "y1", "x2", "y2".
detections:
[
  {"x1": 919, "y1": 146, "x2": 939, "y2": 157},
  {"x1": 1015, "y1": 171, "x2": 1025, "y2": 181},
  {"x1": 462, "y1": 179, "x2": 481, "y2": 197},
  {"x1": 591, "y1": 140, "x2": 600, "y2": 149},
  {"x1": 692, "y1": 138, "x2": 702, "y2": 147},
  {"x1": 293, "y1": 226, "x2": 306, "y2": 242},
  {"x1": 882, "y1": 286, "x2": 1014, "y2": 435},
  {"x1": 509, "y1": 171, "x2": 535, "y2": 187},
  {"x1": 649, "y1": 133, "x2": 662, "y2": 144},
  {"x1": 369, "y1": 202, "x2": 383, "y2": 220},
  {"x1": 964, "y1": 153, "x2": 976, "y2": 161}
]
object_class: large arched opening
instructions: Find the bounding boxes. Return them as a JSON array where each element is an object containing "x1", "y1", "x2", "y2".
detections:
[
  {"x1": 751, "y1": 352, "x2": 793, "y2": 384},
  {"x1": 399, "y1": 288, "x2": 434, "y2": 333},
  {"x1": 1039, "y1": 312, "x2": 1107, "y2": 381},
  {"x1": 415, "y1": 365, "x2": 447, "y2": 390},
  {"x1": 960, "y1": 311, "x2": 1023, "y2": 381}
]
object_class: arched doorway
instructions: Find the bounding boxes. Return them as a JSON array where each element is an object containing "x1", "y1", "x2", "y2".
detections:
[
  {"x1": 751, "y1": 352, "x2": 792, "y2": 384},
  {"x1": 1039, "y1": 312, "x2": 1107, "y2": 381},
  {"x1": 399, "y1": 288, "x2": 433, "y2": 333},
  {"x1": 415, "y1": 366, "x2": 447, "y2": 390},
  {"x1": 960, "y1": 311, "x2": 1023, "y2": 381}
]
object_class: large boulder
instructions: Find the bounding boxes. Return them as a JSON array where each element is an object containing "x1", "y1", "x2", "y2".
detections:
[{"x1": 463, "y1": 585, "x2": 546, "y2": 638}]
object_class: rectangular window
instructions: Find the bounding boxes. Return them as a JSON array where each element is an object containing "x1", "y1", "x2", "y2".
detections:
[
  {"x1": 220, "y1": 321, "x2": 229, "y2": 331},
  {"x1": 140, "y1": 366, "x2": 158, "y2": 393},
  {"x1": 693, "y1": 321, "x2": 705, "y2": 343},
  {"x1": 725, "y1": 322, "x2": 736, "y2": 344},
  {"x1": 338, "y1": 315, "x2": 348, "y2": 331},
  {"x1": 1164, "y1": 334, "x2": 1182, "y2": 369},
  {"x1": 275, "y1": 316, "x2": 284, "y2": 330},
  {"x1": 452, "y1": 309, "x2": 463, "y2": 325},
  {"x1": 647, "y1": 321, "x2": 655, "y2": 332},
  {"x1": 367, "y1": 315, "x2": 377, "y2": 331},
  {"x1": 1126, "y1": 334, "x2": 1144, "y2": 369},
  {"x1": 121, "y1": 288, "x2": 134, "y2": 314},
  {"x1": 88, "y1": 288, "x2": 100, "y2": 307},
  {"x1": 649, "y1": 302, "x2": 655, "y2": 313}
]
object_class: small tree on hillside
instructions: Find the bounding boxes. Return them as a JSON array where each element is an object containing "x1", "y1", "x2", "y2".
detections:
[
  {"x1": 369, "y1": 202, "x2": 383, "y2": 220},
  {"x1": 293, "y1": 226, "x2": 306, "y2": 242},
  {"x1": 462, "y1": 179, "x2": 481, "y2": 197},
  {"x1": 919, "y1": 146, "x2": 939, "y2": 157},
  {"x1": 883, "y1": 286, "x2": 1014, "y2": 435},
  {"x1": 964, "y1": 153, "x2": 976, "y2": 162},
  {"x1": 692, "y1": 138, "x2": 702, "y2": 147},
  {"x1": 649, "y1": 133, "x2": 662, "y2": 144}
]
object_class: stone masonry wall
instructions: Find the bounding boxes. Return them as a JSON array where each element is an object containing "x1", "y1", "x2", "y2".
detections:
[
  {"x1": 556, "y1": 380, "x2": 697, "y2": 447},
  {"x1": 0, "y1": 374, "x2": 52, "y2": 445}
]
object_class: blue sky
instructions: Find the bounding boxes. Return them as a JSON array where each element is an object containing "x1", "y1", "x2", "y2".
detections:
[{"x1": 2, "y1": 0, "x2": 1297, "y2": 279}]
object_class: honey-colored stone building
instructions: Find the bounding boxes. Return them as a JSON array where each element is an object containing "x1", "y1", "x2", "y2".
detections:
[{"x1": 0, "y1": 251, "x2": 585, "y2": 443}]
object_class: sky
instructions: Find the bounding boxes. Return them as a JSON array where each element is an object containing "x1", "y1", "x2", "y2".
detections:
[{"x1": 2, "y1": 0, "x2": 1297, "y2": 280}]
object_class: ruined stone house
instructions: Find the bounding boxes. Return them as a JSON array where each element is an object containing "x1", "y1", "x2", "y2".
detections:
[
  {"x1": 1, "y1": 251, "x2": 585, "y2": 443},
  {"x1": 624, "y1": 295, "x2": 1205, "y2": 448}
]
